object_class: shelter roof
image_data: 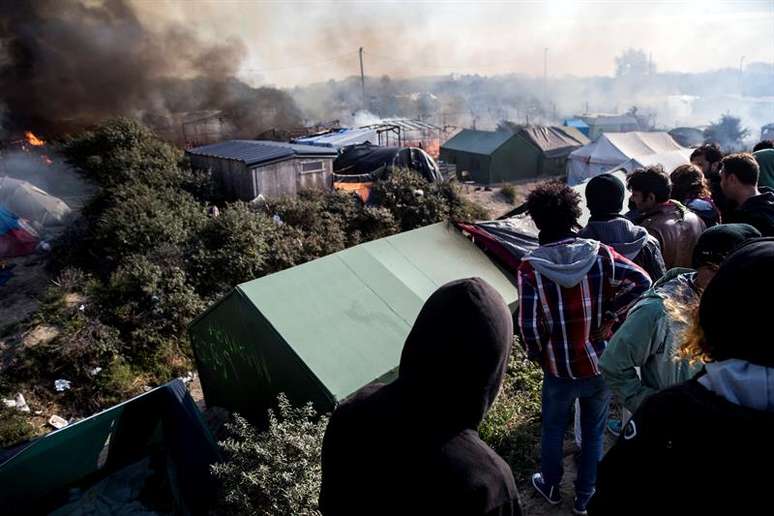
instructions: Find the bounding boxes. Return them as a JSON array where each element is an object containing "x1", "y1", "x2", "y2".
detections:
[
  {"x1": 186, "y1": 140, "x2": 338, "y2": 167},
  {"x1": 440, "y1": 129, "x2": 514, "y2": 156},
  {"x1": 293, "y1": 128, "x2": 377, "y2": 148},
  {"x1": 519, "y1": 126, "x2": 590, "y2": 156},
  {"x1": 563, "y1": 119, "x2": 590, "y2": 129}
]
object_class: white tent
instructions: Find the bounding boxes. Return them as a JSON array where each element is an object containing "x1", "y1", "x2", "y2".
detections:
[
  {"x1": 603, "y1": 149, "x2": 694, "y2": 176},
  {"x1": 0, "y1": 176, "x2": 71, "y2": 229},
  {"x1": 567, "y1": 132, "x2": 686, "y2": 186}
]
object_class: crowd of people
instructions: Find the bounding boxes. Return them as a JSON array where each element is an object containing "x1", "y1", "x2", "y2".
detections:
[{"x1": 317, "y1": 142, "x2": 774, "y2": 516}]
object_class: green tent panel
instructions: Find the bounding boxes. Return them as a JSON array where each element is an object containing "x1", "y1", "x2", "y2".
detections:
[
  {"x1": 0, "y1": 380, "x2": 219, "y2": 513},
  {"x1": 189, "y1": 222, "x2": 518, "y2": 423}
]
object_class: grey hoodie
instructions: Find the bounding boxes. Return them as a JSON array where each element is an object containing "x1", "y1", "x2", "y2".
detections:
[
  {"x1": 699, "y1": 359, "x2": 774, "y2": 412},
  {"x1": 521, "y1": 238, "x2": 600, "y2": 288},
  {"x1": 579, "y1": 217, "x2": 650, "y2": 260}
]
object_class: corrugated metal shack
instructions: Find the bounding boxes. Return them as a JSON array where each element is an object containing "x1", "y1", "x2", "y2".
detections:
[{"x1": 186, "y1": 140, "x2": 338, "y2": 200}]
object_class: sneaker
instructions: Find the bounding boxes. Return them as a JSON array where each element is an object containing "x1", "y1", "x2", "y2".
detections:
[
  {"x1": 573, "y1": 491, "x2": 595, "y2": 515},
  {"x1": 607, "y1": 419, "x2": 623, "y2": 437},
  {"x1": 531, "y1": 473, "x2": 561, "y2": 505}
]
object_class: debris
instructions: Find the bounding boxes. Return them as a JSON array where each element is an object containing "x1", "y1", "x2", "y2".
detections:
[
  {"x1": 178, "y1": 371, "x2": 195, "y2": 384},
  {"x1": 48, "y1": 415, "x2": 68, "y2": 429},
  {"x1": 413, "y1": 189, "x2": 425, "y2": 197},
  {"x1": 142, "y1": 385, "x2": 152, "y2": 392},
  {"x1": 34, "y1": 410, "x2": 43, "y2": 416},
  {"x1": 37, "y1": 240, "x2": 51, "y2": 252},
  {"x1": 14, "y1": 393, "x2": 31, "y2": 413},
  {"x1": 55, "y1": 379, "x2": 72, "y2": 391},
  {"x1": 272, "y1": 214, "x2": 284, "y2": 225},
  {"x1": 78, "y1": 304, "x2": 86, "y2": 312},
  {"x1": 88, "y1": 366, "x2": 103, "y2": 376}
]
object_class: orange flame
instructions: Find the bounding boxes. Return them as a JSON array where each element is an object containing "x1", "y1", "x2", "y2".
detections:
[{"x1": 25, "y1": 131, "x2": 45, "y2": 146}]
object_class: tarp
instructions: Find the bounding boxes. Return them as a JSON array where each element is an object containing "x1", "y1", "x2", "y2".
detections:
[
  {"x1": 0, "y1": 176, "x2": 71, "y2": 228},
  {"x1": 189, "y1": 223, "x2": 518, "y2": 425},
  {"x1": 0, "y1": 380, "x2": 219, "y2": 514},
  {"x1": 603, "y1": 149, "x2": 694, "y2": 176},
  {"x1": 519, "y1": 126, "x2": 590, "y2": 158},
  {"x1": 0, "y1": 205, "x2": 39, "y2": 258},
  {"x1": 293, "y1": 128, "x2": 378, "y2": 148},
  {"x1": 567, "y1": 132, "x2": 685, "y2": 186},
  {"x1": 334, "y1": 181, "x2": 372, "y2": 203},
  {"x1": 334, "y1": 143, "x2": 443, "y2": 183}
]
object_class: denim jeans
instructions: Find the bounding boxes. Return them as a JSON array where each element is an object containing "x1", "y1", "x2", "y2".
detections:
[{"x1": 540, "y1": 373, "x2": 611, "y2": 497}]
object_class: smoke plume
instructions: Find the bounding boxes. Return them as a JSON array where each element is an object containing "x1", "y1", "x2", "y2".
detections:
[{"x1": 0, "y1": 0, "x2": 302, "y2": 140}]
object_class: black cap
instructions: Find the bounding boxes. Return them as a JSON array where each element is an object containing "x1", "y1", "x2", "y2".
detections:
[
  {"x1": 691, "y1": 223, "x2": 761, "y2": 269},
  {"x1": 586, "y1": 174, "x2": 625, "y2": 219},
  {"x1": 699, "y1": 237, "x2": 774, "y2": 367}
]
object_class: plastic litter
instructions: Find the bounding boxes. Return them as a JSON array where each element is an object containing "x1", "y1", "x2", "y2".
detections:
[
  {"x1": 89, "y1": 367, "x2": 103, "y2": 376},
  {"x1": 54, "y1": 379, "x2": 72, "y2": 392},
  {"x1": 178, "y1": 371, "x2": 195, "y2": 384},
  {"x1": 48, "y1": 415, "x2": 68, "y2": 429}
]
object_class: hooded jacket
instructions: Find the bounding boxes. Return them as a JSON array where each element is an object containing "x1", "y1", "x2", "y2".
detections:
[
  {"x1": 598, "y1": 268, "x2": 704, "y2": 413},
  {"x1": 517, "y1": 238, "x2": 651, "y2": 379},
  {"x1": 636, "y1": 200, "x2": 706, "y2": 269},
  {"x1": 754, "y1": 148, "x2": 774, "y2": 189},
  {"x1": 728, "y1": 187, "x2": 774, "y2": 237},
  {"x1": 319, "y1": 278, "x2": 522, "y2": 516},
  {"x1": 579, "y1": 217, "x2": 667, "y2": 281}
]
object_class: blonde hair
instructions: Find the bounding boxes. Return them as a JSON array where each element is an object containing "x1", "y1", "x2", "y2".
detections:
[{"x1": 663, "y1": 288, "x2": 712, "y2": 365}]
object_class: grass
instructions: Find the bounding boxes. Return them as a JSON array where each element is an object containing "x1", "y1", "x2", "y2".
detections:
[{"x1": 500, "y1": 184, "x2": 518, "y2": 204}]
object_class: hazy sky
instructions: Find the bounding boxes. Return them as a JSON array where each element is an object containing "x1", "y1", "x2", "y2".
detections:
[{"x1": 134, "y1": 0, "x2": 774, "y2": 86}]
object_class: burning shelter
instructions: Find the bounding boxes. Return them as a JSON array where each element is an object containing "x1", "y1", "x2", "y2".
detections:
[
  {"x1": 439, "y1": 126, "x2": 589, "y2": 185},
  {"x1": 186, "y1": 140, "x2": 338, "y2": 200}
]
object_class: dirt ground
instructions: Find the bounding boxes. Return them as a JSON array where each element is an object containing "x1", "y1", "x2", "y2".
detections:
[
  {"x1": 0, "y1": 253, "x2": 50, "y2": 337},
  {"x1": 460, "y1": 180, "x2": 545, "y2": 220}
]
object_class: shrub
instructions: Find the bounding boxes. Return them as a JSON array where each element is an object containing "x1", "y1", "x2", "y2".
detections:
[
  {"x1": 211, "y1": 394, "x2": 329, "y2": 516},
  {"x1": 500, "y1": 184, "x2": 517, "y2": 204},
  {"x1": 0, "y1": 403, "x2": 34, "y2": 448}
]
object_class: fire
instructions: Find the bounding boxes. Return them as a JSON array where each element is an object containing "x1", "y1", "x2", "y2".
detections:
[{"x1": 25, "y1": 131, "x2": 45, "y2": 146}]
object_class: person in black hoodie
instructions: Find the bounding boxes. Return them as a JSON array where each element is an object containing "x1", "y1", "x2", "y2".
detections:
[
  {"x1": 588, "y1": 238, "x2": 774, "y2": 515},
  {"x1": 580, "y1": 173, "x2": 666, "y2": 281},
  {"x1": 720, "y1": 152, "x2": 774, "y2": 236},
  {"x1": 319, "y1": 278, "x2": 522, "y2": 516}
]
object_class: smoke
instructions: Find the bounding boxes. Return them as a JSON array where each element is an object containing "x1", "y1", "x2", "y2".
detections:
[{"x1": 0, "y1": 0, "x2": 302, "y2": 139}]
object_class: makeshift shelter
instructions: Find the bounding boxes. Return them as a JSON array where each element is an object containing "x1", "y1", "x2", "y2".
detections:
[
  {"x1": 333, "y1": 143, "x2": 442, "y2": 183},
  {"x1": 0, "y1": 176, "x2": 71, "y2": 229},
  {"x1": 563, "y1": 119, "x2": 591, "y2": 137},
  {"x1": 603, "y1": 149, "x2": 693, "y2": 176},
  {"x1": 440, "y1": 127, "x2": 588, "y2": 184},
  {"x1": 189, "y1": 223, "x2": 518, "y2": 424},
  {"x1": 293, "y1": 127, "x2": 379, "y2": 149},
  {"x1": 186, "y1": 140, "x2": 338, "y2": 200},
  {"x1": 0, "y1": 206, "x2": 39, "y2": 258},
  {"x1": 0, "y1": 380, "x2": 219, "y2": 514},
  {"x1": 567, "y1": 132, "x2": 686, "y2": 186},
  {"x1": 669, "y1": 127, "x2": 705, "y2": 148},
  {"x1": 579, "y1": 113, "x2": 640, "y2": 139}
]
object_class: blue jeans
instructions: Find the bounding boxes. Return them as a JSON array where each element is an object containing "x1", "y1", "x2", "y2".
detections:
[{"x1": 540, "y1": 373, "x2": 611, "y2": 497}]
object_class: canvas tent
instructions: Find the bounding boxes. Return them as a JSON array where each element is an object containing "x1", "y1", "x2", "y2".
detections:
[
  {"x1": 0, "y1": 176, "x2": 71, "y2": 229},
  {"x1": 567, "y1": 132, "x2": 686, "y2": 186},
  {"x1": 0, "y1": 380, "x2": 219, "y2": 514},
  {"x1": 0, "y1": 206, "x2": 39, "y2": 258},
  {"x1": 189, "y1": 223, "x2": 518, "y2": 424},
  {"x1": 603, "y1": 149, "x2": 693, "y2": 176},
  {"x1": 333, "y1": 143, "x2": 442, "y2": 183}
]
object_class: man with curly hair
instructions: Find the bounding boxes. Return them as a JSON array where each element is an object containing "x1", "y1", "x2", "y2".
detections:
[{"x1": 517, "y1": 182, "x2": 651, "y2": 515}]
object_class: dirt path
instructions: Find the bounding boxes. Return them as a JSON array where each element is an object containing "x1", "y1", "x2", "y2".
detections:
[{"x1": 0, "y1": 254, "x2": 50, "y2": 336}]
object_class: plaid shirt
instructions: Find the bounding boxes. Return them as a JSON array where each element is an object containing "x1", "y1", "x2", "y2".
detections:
[{"x1": 517, "y1": 239, "x2": 651, "y2": 379}]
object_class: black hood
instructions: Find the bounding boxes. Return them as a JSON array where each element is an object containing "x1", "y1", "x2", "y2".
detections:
[{"x1": 397, "y1": 277, "x2": 513, "y2": 432}]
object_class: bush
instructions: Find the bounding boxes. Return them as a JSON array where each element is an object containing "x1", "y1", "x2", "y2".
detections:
[
  {"x1": 63, "y1": 117, "x2": 185, "y2": 188},
  {"x1": 0, "y1": 403, "x2": 34, "y2": 448},
  {"x1": 211, "y1": 394, "x2": 328, "y2": 516},
  {"x1": 500, "y1": 184, "x2": 517, "y2": 204}
]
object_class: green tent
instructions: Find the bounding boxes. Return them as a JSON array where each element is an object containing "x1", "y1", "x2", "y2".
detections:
[
  {"x1": 0, "y1": 380, "x2": 219, "y2": 514},
  {"x1": 189, "y1": 223, "x2": 518, "y2": 424}
]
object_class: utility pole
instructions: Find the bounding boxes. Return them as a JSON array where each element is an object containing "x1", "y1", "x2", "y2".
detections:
[
  {"x1": 739, "y1": 55, "x2": 746, "y2": 96},
  {"x1": 359, "y1": 47, "x2": 367, "y2": 110}
]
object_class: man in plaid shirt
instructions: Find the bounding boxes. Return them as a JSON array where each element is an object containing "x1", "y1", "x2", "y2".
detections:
[{"x1": 517, "y1": 182, "x2": 651, "y2": 515}]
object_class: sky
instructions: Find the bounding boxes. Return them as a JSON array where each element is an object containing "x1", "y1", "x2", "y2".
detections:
[{"x1": 134, "y1": 0, "x2": 774, "y2": 87}]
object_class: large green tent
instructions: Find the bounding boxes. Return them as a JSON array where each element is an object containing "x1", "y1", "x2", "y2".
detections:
[{"x1": 189, "y1": 223, "x2": 518, "y2": 424}]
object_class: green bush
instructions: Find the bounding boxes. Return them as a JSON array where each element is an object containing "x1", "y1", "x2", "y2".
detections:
[
  {"x1": 500, "y1": 184, "x2": 517, "y2": 204},
  {"x1": 0, "y1": 403, "x2": 34, "y2": 448},
  {"x1": 211, "y1": 395, "x2": 329, "y2": 516}
]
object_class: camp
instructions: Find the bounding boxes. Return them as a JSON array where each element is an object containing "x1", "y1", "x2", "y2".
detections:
[{"x1": 0, "y1": 176, "x2": 72, "y2": 230}]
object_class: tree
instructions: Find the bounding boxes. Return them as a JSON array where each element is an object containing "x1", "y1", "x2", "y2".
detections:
[
  {"x1": 615, "y1": 49, "x2": 652, "y2": 78},
  {"x1": 704, "y1": 115, "x2": 750, "y2": 152}
]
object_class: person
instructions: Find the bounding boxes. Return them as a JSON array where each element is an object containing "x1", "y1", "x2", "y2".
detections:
[
  {"x1": 599, "y1": 223, "x2": 761, "y2": 435},
  {"x1": 588, "y1": 238, "x2": 774, "y2": 515},
  {"x1": 669, "y1": 164, "x2": 720, "y2": 227},
  {"x1": 627, "y1": 165, "x2": 705, "y2": 269},
  {"x1": 754, "y1": 147, "x2": 774, "y2": 189},
  {"x1": 691, "y1": 143, "x2": 732, "y2": 219},
  {"x1": 579, "y1": 173, "x2": 667, "y2": 281},
  {"x1": 319, "y1": 278, "x2": 522, "y2": 516},
  {"x1": 753, "y1": 139, "x2": 774, "y2": 152},
  {"x1": 721, "y1": 152, "x2": 774, "y2": 236},
  {"x1": 517, "y1": 182, "x2": 651, "y2": 515}
]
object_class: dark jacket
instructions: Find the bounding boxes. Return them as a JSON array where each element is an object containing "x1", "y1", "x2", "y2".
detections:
[
  {"x1": 319, "y1": 278, "x2": 522, "y2": 516},
  {"x1": 589, "y1": 378, "x2": 774, "y2": 515},
  {"x1": 728, "y1": 187, "x2": 774, "y2": 236},
  {"x1": 636, "y1": 200, "x2": 705, "y2": 269},
  {"x1": 579, "y1": 216, "x2": 667, "y2": 281}
]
